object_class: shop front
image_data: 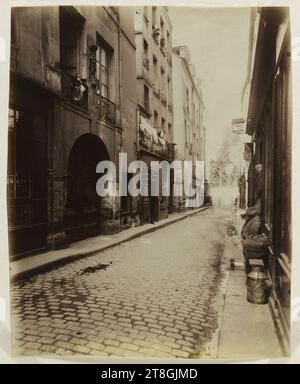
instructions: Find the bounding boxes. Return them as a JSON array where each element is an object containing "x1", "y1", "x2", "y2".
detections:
[
  {"x1": 246, "y1": 8, "x2": 292, "y2": 354},
  {"x1": 7, "y1": 76, "x2": 48, "y2": 258}
]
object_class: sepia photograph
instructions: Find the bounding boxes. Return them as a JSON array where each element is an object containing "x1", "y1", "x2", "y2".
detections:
[{"x1": 1, "y1": 1, "x2": 296, "y2": 363}]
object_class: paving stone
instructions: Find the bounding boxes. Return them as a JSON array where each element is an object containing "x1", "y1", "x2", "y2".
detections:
[
  {"x1": 24, "y1": 342, "x2": 42, "y2": 350},
  {"x1": 172, "y1": 349, "x2": 190, "y2": 359},
  {"x1": 56, "y1": 334, "x2": 72, "y2": 342},
  {"x1": 120, "y1": 343, "x2": 139, "y2": 352},
  {"x1": 86, "y1": 341, "x2": 105, "y2": 351},
  {"x1": 104, "y1": 346, "x2": 122, "y2": 356},
  {"x1": 11, "y1": 213, "x2": 225, "y2": 359},
  {"x1": 72, "y1": 345, "x2": 90, "y2": 354},
  {"x1": 103, "y1": 339, "x2": 119, "y2": 347},
  {"x1": 23, "y1": 335, "x2": 39, "y2": 342},
  {"x1": 38, "y1": 337, "x2": 56, "y2": 345}
]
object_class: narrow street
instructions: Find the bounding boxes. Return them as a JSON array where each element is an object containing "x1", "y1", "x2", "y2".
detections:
[
  {"x1": 2, "y1": 5, "x2": 293, "y2": 364},
  {"x1": 11, "y1": 207, "x2": 230, "y2": 358}
]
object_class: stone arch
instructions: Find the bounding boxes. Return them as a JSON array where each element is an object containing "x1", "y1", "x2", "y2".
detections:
[{"x1": 64, "y1": 133, "x2": 111, "y2": 242}]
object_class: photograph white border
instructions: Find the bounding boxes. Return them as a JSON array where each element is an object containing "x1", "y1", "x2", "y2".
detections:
[{"x1": 0, "y1": 0, "x2": 299, "y2": 364}]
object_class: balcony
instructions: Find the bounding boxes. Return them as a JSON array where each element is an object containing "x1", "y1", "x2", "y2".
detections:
[
  {"x1": 160, "y1": 92, "x2": 167, "y2": 105},
  {"x1": 166, "y1": 52, "x2": 172, "y2": 65},
  {"x1": 152, "y1": 27, "x2": 160, "y2": 43},
  {"x1": 152, "y1": 82, "x2": 160, "y2": 97},
  {"x1": 61, "y1": 71, "x2": 88, "y2": 109},
  {"x1": 167, "y1": 143, "x2": 176, "y2": 160},
  {"x1": 139, "y1": 117, "x2": 174, "y2": 161},
  {"x1": 168, "y1": 101, "x2": 173, "y2": 112},
  {"x1": 109, "y1": 7, "x2": 120, "y2": 21},
  {"x1": 97, "y1": 94, "x2": 117, "y2": 125},
  {"x1": 160, "y1": 38, "x2": 166, "y2": 55}
]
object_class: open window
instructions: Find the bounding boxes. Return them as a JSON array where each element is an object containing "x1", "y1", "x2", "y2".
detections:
[{"x1": 59, "y1": 6, "x2": 87, "y2": 108}]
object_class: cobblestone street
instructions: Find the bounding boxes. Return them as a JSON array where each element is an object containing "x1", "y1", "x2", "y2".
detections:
[{"x1": 11, "y1": 208, "x2": 229, "y2": 359}]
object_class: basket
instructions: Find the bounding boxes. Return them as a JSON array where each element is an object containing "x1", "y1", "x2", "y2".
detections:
[{"x1": 242, "y1": 237, "x2": 270, "y2": 260}]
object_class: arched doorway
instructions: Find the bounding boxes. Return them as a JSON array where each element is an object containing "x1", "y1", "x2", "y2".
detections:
[{"x1": 64, "y1": 134, "x2": 110, "y2": 243}]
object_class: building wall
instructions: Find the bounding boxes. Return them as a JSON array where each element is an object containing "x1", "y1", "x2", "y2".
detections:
[
  {"x1": 135, "y1": 6, "x2": 173, "y2": 139},
  {"x1": 8, "y1": 6, "x2": 138, "y2": 256},
  {"x1": 172, "y1": 46, "x2": 205, "y2": 211},
  {"x1": 245, "y1": 7, "x2": 291, "y2": 355},
  {"x1": 134, "y1": 6, "x2": 174, "y2": 222}
]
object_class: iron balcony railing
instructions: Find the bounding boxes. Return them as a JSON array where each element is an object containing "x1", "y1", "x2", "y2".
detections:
[
  {"x1": 61, "y1": 71, "x2": 88, "y2": 109},
  {"x1": 160, "y1": 92, "x2": 167, "y2": 105},
  {"x1": 97, "y1": 94, "x2": 117, "y2": 125}
]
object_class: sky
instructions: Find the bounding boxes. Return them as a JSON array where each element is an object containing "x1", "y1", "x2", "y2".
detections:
[{"x1": 168, "y1": 7, "x2": 251, "y2": 161}]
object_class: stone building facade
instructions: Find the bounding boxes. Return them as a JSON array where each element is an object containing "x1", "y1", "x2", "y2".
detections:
[
  {"x1": 245, "y1": 7, "x2": 291, "y2": 354},
  {"x1": 134, "y1": 6, "x2": 175, "y2": 224},
  {"x1": 8, "y1": 6, "x2": 138, "y2": 258},
  {"x1": 172, "y1": 46, "x2": 205, "y2": 211}
]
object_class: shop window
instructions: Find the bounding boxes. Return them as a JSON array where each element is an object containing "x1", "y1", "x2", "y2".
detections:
[{"x1": 7, "y1": 109, "x2": 31, "y2": 227}]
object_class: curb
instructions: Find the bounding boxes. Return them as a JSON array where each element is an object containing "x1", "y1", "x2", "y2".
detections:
[{"x1": 11, "y1": 207, "x2": 209, "y2": 282}]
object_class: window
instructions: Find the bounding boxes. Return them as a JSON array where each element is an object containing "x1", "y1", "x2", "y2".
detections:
[
  {"x1": 161, "y1": 67, "x2": 165, "y2": 86},
  {"x1": 144, "y1": 6, "x2": 149, "y2": 22},
  {"x1": 59, "y1": 7, "x2": 84, "y2": 76},
  {"x1": 160, "y1": 17, "x2": 165, "y2": 39},
  {"x1": 143, "y1": 39, "x2": 149, "y2": 69},
  {"x1": 59, "y1": 7, "x2": 87, "y2": 108},
  {"x1": 95, "y1": 37, "x2": 116, "y2": 123},
  {"x1": 161, "y1": 118, "x2": 165, "y2": 132},
  {"x1": 154, "y1": 110, "x2": 159, "y2": 128},
  {"x1": 144, "y1": 85, "x2": 150, "y2": 112},
  {"x1": 160, "y1": 18, "x2": 166, "y2": 50},
  {"x1": 167, "y1": 76, "x2": 171, "y2": 97},
  {"x1": 168, "y1": 123, "x2": 172, "y2": 142},
  {"x1": 152, "y1": 7, "x2": 157, "y2": 28},
  {"x1": 167, "y1": 30, "x2": 171, "y2": 53},
  {"x1": 185, "y1": 119, "x2": 189, "y2": 145},
  {"x1": 96, "y1": 42, "x2": 110, "y2": 99},
  {"x1": 153, "y1": 55, "x2": 158, "y2": 79},
  {"x1": 186, "y1": 88, "x2": 190, "y2": 114},
  {"x1": 7, "y1": 109, "x2": 31, "y2": 227},
  {"x1": 8, "y1": 109, "x2": 31, "y2": 200}
]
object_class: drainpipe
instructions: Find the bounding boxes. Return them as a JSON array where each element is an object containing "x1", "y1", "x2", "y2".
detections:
[
  {"x1": 117, "y1": 22, "x2": 122, "y2": 163},
  {"x1": 136, "y1": 106, "x2": 141, "y2": 159}
]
